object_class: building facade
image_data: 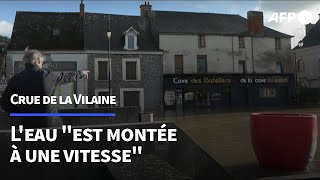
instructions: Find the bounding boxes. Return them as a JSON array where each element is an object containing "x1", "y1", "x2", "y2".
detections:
[
  {"x1": 293, "y1": 18, "x2": 320, "y2": 88},
  {"x1": 140, "y1": 3, "x2": 294, "y2": 109}
]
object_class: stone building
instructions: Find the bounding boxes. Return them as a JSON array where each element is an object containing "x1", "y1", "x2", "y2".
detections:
[{"x1": 293, "y1": 16, "x2": 320, "y2": 88}]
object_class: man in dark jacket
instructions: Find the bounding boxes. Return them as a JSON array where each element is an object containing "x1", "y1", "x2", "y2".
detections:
[{"x1": 0, "y1": 49, "x2": 89, "y2": 128}]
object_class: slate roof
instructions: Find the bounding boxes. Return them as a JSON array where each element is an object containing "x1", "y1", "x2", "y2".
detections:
[
  {"x1": 301, "y1": 20, "x2": 320, "y2": 48},
  {"x1": 84, "y1": 13, "x2": 157, "y2": 51},
  {"x1": 148, "y1": 11, "x2": 292, "y2": 38},
  {"x1": 9, "y1": 12, "x2": 84, "y2": 50},
  {"x1": 9, "y1": 10, "x2": 292, "y2": 51}
]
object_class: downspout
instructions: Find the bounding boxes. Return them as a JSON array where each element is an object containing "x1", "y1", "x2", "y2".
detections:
[
  {"x1": 232, "y1": 36, "x2": 235, "y2": 72},
  {"x1": 251, "y1": 36, "x2": 255, "y2": 73}
]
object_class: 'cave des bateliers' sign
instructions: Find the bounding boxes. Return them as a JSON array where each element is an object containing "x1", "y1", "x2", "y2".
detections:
[{"x1": 173, "y1": 77, "x2": 232, "y2": 85}]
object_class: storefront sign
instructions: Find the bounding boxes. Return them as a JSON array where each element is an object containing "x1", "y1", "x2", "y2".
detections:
[
  {"x1": 240, "y1": 76, "x2": 289, "y2": 84},
  {"x1": 173, "y1": 77, "x2": 232, "y2": 85}
]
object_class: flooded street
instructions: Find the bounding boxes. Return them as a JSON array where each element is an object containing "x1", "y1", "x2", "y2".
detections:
[{"x1": 155, "y1": 108, "x2": 320, "y2": 178}]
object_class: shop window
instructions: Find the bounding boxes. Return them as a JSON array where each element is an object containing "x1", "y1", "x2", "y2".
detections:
[
  {"x1": 198, "y1": 35, "x2": 206, "y2": 48},
  {"x1": 239, "y1": 36, "x2": 245, "y2": 48},
  {"x1": 259, "y1": 88, "x2": 277, "y2": 98},
  {"x1": 197, "y1": 55, "x2": 207, "y2": 73},
  {"x1": 175, "y1": 55, "x2": 183, "y2": 74},
  {"x1": 164, "y1": 90, "x2": 175, "y2": 106},
  {"x1": 52, "y1": 29, "x2": 60, "y2": 36},
  {"x1": 195, "y1": 89, "x2": 210, "y2": 106},
  {"x1": 184, "y1": 92, "x2": 194, "y2": 102},
  {"x1": 239, "y1": 61, "x2": 246, "y2": 73}
]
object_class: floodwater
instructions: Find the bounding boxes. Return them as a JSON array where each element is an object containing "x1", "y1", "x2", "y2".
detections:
[{"x1": 155, "y1": 108, "x2": 320, "y2": 179}]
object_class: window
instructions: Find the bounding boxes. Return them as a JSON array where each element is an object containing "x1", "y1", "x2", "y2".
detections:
[
  {"x1": 122, "y1": 58, "x2": 141, "y2": 81},
  {"x1": 275, "y1": 38, "x2": 281, "y2": 49},
  {"x1": 128, "y1": 35, "x2": 135, "y2": 49},
  {"x1": 98, "y1": 91, "x2": 109, "y2": 108},
  {"x1": 175, "y1": 55, "x2": 183, "y2": 74},
  {"x1": 276, "y1": 61, "x2": 283, "y2": 73},
  {"x1": 259, "y1": 88, "x2": 277, "y2": 98},
  {"x1": 197, "y1": 55, "x2": 207, "y2": 73},
  {"x1": 120, "y1": 88, "x2": 144, "y2": 111},
  {"x1": 95, "y1": 58, "x2": 111, "y2": 81},
  {"x1": 239, "y1": 61, "x2": 246, "y2": 73},
  {"x1": 123, "y1": 27, "x2": 139, "y2": 50},
  {"x1": 95, "y1": 89, "x2": 112, "y2": 108},
  {"x1": 298, "y1": 59, "x2": 304, "y2": 71},
  {"x1": 44, "y1": 54, "x2": 52, "y2": 61},
  {"x1": 198, "y1": 35, "x2": 206, "y2": 48},
  {"x1": 239, "y1": 36, "x2": 245, "y2": 48}
]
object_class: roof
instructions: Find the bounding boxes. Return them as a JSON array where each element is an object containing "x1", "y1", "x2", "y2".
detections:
[
  {"x1": 84, "y1": 13, "x2": 157, "y2": 51},
  {"x1": 301, "y1": 20, "x2": 320, "y2": 48},
  {"x1": 9, "y1": 10, "x2": 292, "y2": 51},
  {"x1": 148, "y1": 10, "x2": 292, "y2": 38},
  {"x1": 9, "y1": 12, "x2": 84, "y2": 50}
]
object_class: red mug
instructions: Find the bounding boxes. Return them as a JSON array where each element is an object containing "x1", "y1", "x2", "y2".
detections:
[{"x1": 251, "y1": 113, "x2": 317, "y2": 170}]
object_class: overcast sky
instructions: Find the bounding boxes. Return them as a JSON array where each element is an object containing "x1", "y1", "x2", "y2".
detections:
[{"x1": 0, "y1": 1, "x2": 319, "y2": 48}]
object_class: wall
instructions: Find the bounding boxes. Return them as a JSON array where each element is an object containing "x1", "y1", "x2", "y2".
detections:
[
  {"x1": 160, "y1": 34, "x2": 292, "y2": 74},
  {"x1": 294, "y1": 45, "x2": 320, "y2": 88},
  {"x1": 88, "y1": 53, "x2": 163, "y2": 112}
]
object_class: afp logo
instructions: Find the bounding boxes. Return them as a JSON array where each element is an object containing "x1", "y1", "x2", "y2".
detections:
[{"x1": 268, "y1": 10, "x2": 313, "y2": 25}]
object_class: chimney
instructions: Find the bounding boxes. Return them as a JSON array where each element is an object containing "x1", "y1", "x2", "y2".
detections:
[
  {"x1": 80, "y1": 0, "x2": 85, "y2": 17},
  {"x1": 140, "y1": 1, "x2": 152, "y2": 17},
  {"x1": 247, "y1": 11, "x2": 264, "y2": 36},
  {"x1": 305, "y1": 23, "x2": 314, "y2": 34}
]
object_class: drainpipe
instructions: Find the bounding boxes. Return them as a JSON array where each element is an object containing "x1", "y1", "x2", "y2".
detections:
[
  {"x1": 232, "y1": 36, "x2": 235, "y2": 72},
  {"x1": 251, "y1": 36, "x2": 255, "y2": 73}
]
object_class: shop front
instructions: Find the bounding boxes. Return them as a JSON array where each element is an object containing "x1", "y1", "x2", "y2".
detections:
[{"x1": 163, "y1": 74, "x2": 295, "y2": 110}]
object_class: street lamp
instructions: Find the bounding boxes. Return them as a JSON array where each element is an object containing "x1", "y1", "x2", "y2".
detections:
[{"x1": 106, "y1": 28, "x2": 112, "y2": 107}]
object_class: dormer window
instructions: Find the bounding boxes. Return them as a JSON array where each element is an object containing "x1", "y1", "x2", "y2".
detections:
[{"x1": 123, "y1": 27, "x2": 139, "y2": 50}]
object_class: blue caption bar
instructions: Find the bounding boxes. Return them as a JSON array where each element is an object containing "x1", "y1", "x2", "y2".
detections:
[{"x1": 10, "y1": 113, "x2": 116, "y2": 117}]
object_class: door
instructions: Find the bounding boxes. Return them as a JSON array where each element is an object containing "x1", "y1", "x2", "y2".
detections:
[
  {"x1": 124, "y1": 91, "x2": 140, "y2": 108},
  {"x1": 279, "y1": 87, "x2": 288, "y2": 106},
  {"x1": 175, "y1": 89, "x2": 183, "y2": 110}
]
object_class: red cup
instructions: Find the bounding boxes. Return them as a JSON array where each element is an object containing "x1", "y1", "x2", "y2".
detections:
[{"x1": 251, "y1": 113, "x2": 317, "y2": 170}]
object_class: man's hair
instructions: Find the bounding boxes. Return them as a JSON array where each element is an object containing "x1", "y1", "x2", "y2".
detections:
[{"x1": 23, "y1": 49, "x2": 44, "y2": 65}]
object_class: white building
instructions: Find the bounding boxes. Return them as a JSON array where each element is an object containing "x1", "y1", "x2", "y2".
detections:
[
  {"x1": 140, "y1": 3, "x2": 295, "y2": 109},
  {"x1": 293, "y1": 17, "x2": 320, "y2": 88},
  {"x1": 143, "y1": 8, "x2": 293, "y2": 74}
]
